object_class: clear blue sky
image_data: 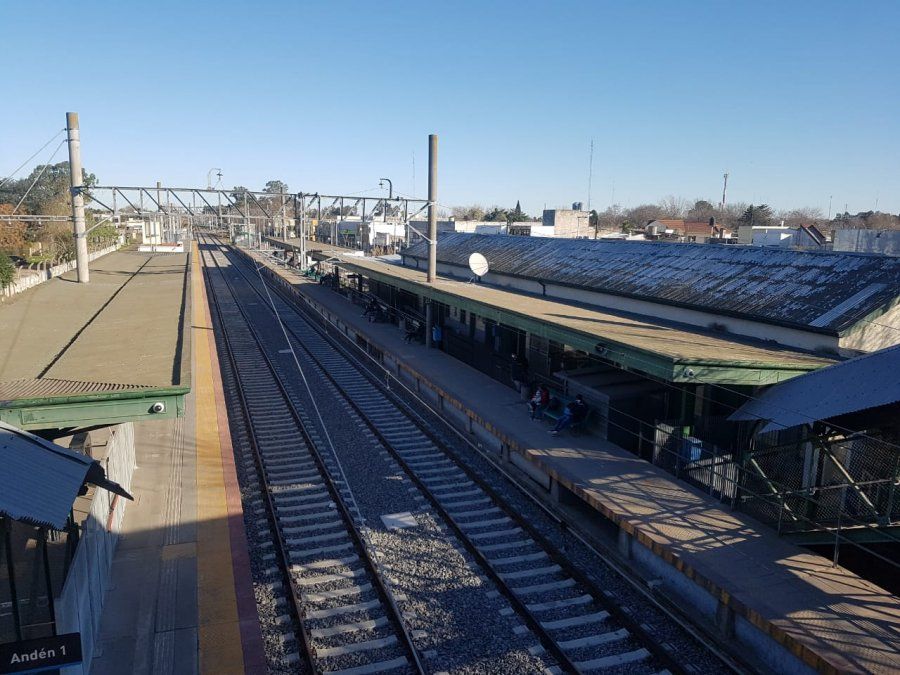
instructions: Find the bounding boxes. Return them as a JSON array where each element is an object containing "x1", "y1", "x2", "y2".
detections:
[{"x1": 2, "y1": 0, "x2": 898, "y2": 216}]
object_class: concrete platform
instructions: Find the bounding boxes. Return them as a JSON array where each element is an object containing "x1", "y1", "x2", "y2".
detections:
[
  {"x1": 0, "y1": 248, "x2": 191, "y2": 430},
  {"x1": 247, "y1": 247, "x2": 900, "y2": 675},
  {"x1": 90, "y1": 244, "x2": 264, "y2": 674}
]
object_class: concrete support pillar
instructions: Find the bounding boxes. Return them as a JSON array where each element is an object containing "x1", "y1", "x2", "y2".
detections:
[
  {"x1": 66, "y1": 112, "x2": 89, "y2": 283},
  {"x1": 618, "y1": 526, "x2": 632, "y2": 559},
  {"x1": 716, "y1": 600, "x2": 736, "y2": 638}
]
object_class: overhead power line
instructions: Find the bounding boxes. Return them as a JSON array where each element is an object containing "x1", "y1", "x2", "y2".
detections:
[{"x1": 0, "y1": 127, "x2": 66, "y2": 189}]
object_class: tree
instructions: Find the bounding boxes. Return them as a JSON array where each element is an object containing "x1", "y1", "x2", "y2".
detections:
[
  {"x1": 738, "y1": 204, "x2": 774, "y2": 227},
  {"x1": 507, "y1": 200, "x2": 529, "y2": 223},
  {"x1": 687, "y1": 199, "x2": 717, "y2": 221},
  {"x1": 483, "y1": 206, "x2": 508, "y2": 222},
  {"x1": 229, "y1": 186, "x2": 249, "y2": 205},
  {"x1": 592, "y1": 205, "x2": 624, "y2": 234},
  {"x1": 451, "y1": 205, "x2": 486, "y2": 221},
  {"x1": 0, "y1": 254, "x2": 14, "y2": 289},
  {"x1": 0, "y1": 161, "x2": 97, "y2": 216},
  {"x1": 779, "y1": 206, "x2": 823, "y2": 227},
  {"x1": 624, "y1": 203, "x2": 665, "y2": 227},
  {"x1": 263, "y1": 180, "x2": 288, "y2": 194},
  {"x1": 658, "y1": 195, "x2": 687, "y2": 219},
  {"x1": 0, "y1": 219, "x2": 26, "y2": 254}
]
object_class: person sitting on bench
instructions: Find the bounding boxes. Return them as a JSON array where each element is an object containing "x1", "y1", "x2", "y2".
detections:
[
  {"x1": 404, "y1": 320, "x2": 423, "y2": 343},
  {"x1": 363, "y1": 297, "x2": 380, "y2": 321},
  {"x1": 528, "y1": 384, "x2": 550, "y2": 420},
  {"x1": 549, "y1": 394, "x2": 588, "y2": 435}
]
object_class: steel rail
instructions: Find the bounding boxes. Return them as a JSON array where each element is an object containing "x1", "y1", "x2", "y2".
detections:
[
  {"x1": 201, "y1": 235, "x2": 426, "y2": 674},
  {"x1": 216, "y1": 237, "x2": 704, "y2": 675},
  {"x1": 243, "y1": 241, "x2": 755, "y2": 673},
  {"x1": 200, "y1": 244, "x2": 315, "y2": 672}
]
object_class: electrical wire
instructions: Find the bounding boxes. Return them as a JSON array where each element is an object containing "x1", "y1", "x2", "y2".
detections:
[
  {"x1": 0, "y1": 127, "x2": 66, "y2": 189},
  {"x1": 11, "y1": 139, "x2": 68, "y2": 214}
]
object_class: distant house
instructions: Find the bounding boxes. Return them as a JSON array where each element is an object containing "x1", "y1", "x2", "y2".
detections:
[
  {"x1": 540, "y1": 209, "x2": 592, "y2": 238},
  {"x1": 646, "y1": 219, "x2": 732, "y2": 243}
]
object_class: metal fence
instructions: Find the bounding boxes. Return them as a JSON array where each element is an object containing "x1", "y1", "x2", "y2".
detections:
[
  {"x1": 645, "y1": 419, "x2": 899, "y2": 552},
  {"x1": 56, "y1": 423, "x2": 135, "y2": 675}
]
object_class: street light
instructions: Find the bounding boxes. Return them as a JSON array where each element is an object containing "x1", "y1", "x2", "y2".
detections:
[
  {"x1": 207, "y1": 168, "x2": 222, "y2": 189},
  {"x1": 379, "y1": 178, "x2": 394, "y2": 225}
]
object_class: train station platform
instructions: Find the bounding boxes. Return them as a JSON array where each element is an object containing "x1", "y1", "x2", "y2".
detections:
[
  {"x1": 89, "y1": 243, "x2": 264, "y2": 674},
  {"x1": 0, "y1": 248, "x2": 191, "y2": 431},
  {"x1": 246, "y1": 247, "x2": 900, "y2": 675}
]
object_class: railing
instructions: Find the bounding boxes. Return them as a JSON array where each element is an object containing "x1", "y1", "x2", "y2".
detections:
[{"x1": 614, "y1": 412, "x2": 900, "y2": 571}]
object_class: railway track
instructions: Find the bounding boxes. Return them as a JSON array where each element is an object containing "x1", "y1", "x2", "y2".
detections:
[
  {"x1": 202, "y1": 244, "x2": 422, "y2": 675},
  {"x1": 201, "y1": 233, "x2": 717, "y2": 674}
]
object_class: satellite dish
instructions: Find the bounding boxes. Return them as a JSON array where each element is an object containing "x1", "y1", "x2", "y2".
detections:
[{"x1": 468, "y1": 252, "x2": 489, "y2": 277}]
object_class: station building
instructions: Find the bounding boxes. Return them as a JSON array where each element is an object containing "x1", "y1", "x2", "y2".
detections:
[{"x1": 278, "y1": 233, "x2": 900, "y2": 546}]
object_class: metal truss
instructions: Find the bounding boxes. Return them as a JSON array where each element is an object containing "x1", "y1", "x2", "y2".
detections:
[{"x1": 83, "y1": 185, "x2": 430, "y2": 253}]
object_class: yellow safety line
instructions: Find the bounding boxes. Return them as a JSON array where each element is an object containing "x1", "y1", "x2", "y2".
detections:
[{"x1": 193, "y1": 242, "x2": 245, "y2": 674}]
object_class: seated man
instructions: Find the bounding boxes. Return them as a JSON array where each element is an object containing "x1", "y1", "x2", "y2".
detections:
[{"x1": 549, "y1": 394, "x2": 588, "y2": 435}]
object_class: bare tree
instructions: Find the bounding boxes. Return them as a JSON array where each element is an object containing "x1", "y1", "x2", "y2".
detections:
[
  {"x1": 658, "y1": 195, "x2": 688, "y2": 219},
  {"x1": 778, "y1": 206, "x2": 824, "y2": 226},
  {"x1": 451, "y1": 204, "x2": 486, "y2": 221},
  {"x1": 625, "y1": 203, "x2": 665, "y2": 227}
]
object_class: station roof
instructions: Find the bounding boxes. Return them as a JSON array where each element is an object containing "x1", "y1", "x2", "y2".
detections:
[
  {"x1": 333, "y1": 255, "x2": 834, "y2": 385},
  {"x1": 0, "y1": 422, "x2": 131, "y2": 529},
  {"x1": 729, "y1": 344, "x2": 900, "y2": 432},
  {"x1": 402, "y1": 233, "x2": 900, "y2": 335},
  {"x1": 0, "y1": 249, "x2": 191, "y2": 431}
]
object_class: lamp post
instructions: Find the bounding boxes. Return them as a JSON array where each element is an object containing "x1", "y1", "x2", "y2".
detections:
[
  {"x1": 379, "y1": 178, "x2": 393, "y2": 225},
  {"x1": 207, "y1": 168, "x2": 222, "y2": 189}
]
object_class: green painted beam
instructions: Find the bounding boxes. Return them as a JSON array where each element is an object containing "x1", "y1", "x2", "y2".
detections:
[
  {"x1": 0, "y1": 387, "x2": 188, "y2": 431},
  {"x1": 340, "y1": 263, "x2": 815, "y2": 386}
]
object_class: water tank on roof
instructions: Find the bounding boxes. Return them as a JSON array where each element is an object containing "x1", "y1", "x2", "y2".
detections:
[{"x1": 572, "y1": 202, "x2": 583, "y2": 211}]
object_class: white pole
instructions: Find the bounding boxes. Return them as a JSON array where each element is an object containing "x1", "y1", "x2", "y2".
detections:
[{"x1": 66, "y1": 112, "x2": 89, "y2": 283}]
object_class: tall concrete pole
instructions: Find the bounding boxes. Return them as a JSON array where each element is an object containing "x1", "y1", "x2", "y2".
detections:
[
  {"x1": 66, "y1": 112, "x2": 89, "y2": 283},
  {"x1": 427, "y1": 134, "x2": 437, "y2": 283}
]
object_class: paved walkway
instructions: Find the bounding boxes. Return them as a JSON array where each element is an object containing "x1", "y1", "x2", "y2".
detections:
[
  {"x1": 257, "y1": 255, "x2": 900, "y2": 675},
  {"x1": 91, "y1": 244, "x2": 264, "y2": 674}
]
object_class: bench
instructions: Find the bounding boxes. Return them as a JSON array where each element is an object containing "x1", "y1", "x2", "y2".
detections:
[{"x1": 541, "y1": 393, "x2": 592, "y2": 435}]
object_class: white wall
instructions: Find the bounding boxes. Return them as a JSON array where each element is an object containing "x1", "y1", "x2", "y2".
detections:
[
  {"x1": 57, "y1": 424, "x2": 136, "y2": 675},
  {"x1": 834, "y1": 229, "x2": 900, "y2": 256},
  {"x1": 1, "y1": 244, "x2": 119, "y2": 300}
]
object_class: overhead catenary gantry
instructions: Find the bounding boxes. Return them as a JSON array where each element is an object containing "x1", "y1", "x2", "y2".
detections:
[{"x1": 84, "y1": 184, "x2": 432, "y2": 260}]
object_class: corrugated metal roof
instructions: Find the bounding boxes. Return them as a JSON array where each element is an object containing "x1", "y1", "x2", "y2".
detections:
[
  {"x1": 0, "y1": 421, "x2": 93, "y2": 529},
  {"x1": 402, "y1": 233, "x2": 900, "y2": 333},
  {"x1": 0, "y1": 378, "x2": 154, "y2": 402},
  {"x1": 728, "y1": 345, "x2": 900, "y2": 432}
]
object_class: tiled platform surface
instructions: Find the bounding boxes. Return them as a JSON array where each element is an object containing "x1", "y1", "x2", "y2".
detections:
[
  {"x1": 90, "y1": 244, "x2": 264, "y2": 674},
  {"x1": 248, "y1": 248, "x2": 900, "y2": 675}
]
